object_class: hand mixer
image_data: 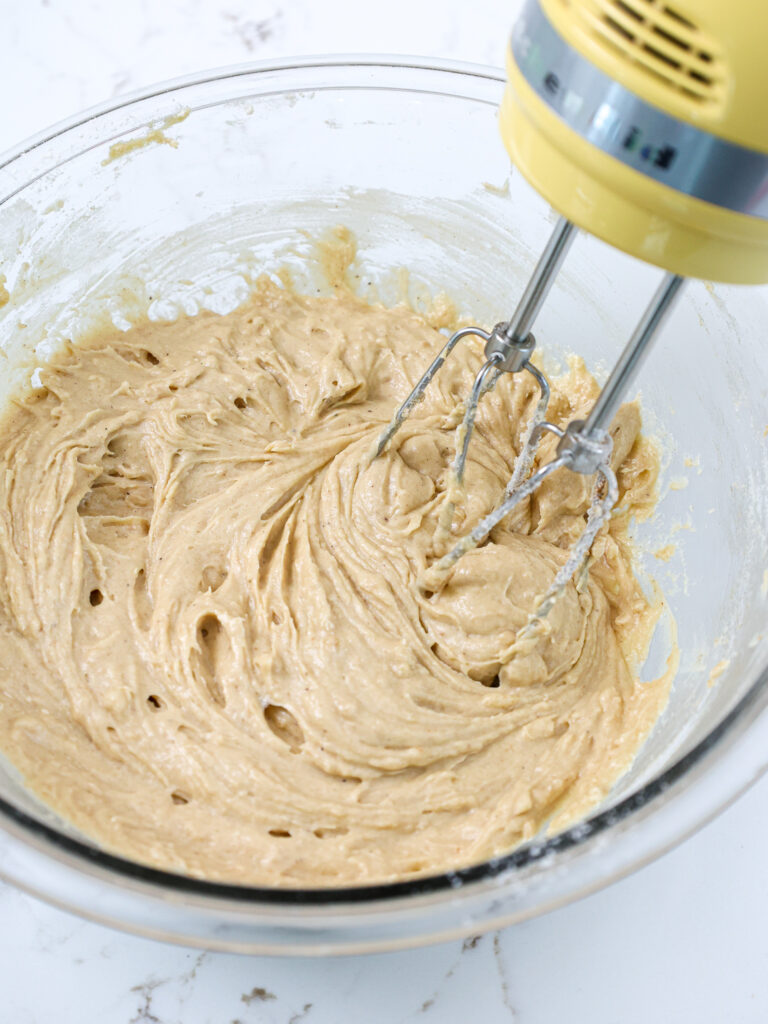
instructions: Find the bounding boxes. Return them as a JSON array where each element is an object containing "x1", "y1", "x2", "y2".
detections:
[{"x1": 375, "y1": 0, "x2": 768, "y2": 617}]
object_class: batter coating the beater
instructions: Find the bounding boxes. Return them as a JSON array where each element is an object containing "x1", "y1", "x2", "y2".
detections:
[{"x1": 0, "y1": 272, "x2": 669, "y2": 885}]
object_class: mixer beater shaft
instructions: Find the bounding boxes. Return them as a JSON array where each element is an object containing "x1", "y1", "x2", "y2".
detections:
[{"x1": 452, "y1": 216, "x2": 577, "y2": 490}]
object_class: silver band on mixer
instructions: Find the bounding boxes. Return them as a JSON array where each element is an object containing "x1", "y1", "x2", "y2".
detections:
[{"x1": 512, "y1": 0, "x2": 768, "y2": 219}]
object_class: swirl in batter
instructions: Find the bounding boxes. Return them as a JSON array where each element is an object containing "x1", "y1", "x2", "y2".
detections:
[{"x1": 0, "y1": 275, "x2": 668, "y2": 885}]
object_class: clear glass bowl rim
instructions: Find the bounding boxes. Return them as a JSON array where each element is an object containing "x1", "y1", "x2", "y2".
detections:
[{"x1": 0, "y1": 54, "x2": 766, "y2": 911}]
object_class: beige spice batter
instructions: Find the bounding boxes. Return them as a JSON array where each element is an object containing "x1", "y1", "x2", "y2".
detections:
[{"x1": 0, "y1": 272, "x2": 669, "y2": 886}]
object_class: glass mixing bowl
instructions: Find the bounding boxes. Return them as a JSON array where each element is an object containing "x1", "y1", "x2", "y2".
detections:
[{"x1": 0, "y1": 58, "x2": 767, "y2": 956}]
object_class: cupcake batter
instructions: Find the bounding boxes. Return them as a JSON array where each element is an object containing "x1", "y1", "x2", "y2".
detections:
[{"x1": 0, "y1": 275, "x2": 668, "y2": 885}]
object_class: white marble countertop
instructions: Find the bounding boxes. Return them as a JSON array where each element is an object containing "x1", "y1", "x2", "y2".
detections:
[{"x1": 2, "y1": 1, "x2": 768, "y2": 1021}]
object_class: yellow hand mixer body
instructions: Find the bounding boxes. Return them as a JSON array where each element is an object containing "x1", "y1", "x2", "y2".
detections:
[
  {"x1": 375, "y1": 0, "x2": 768, "y2": 617},
  {"x1": 504, "y1": 0, "x2": 768, "y2": 284}
]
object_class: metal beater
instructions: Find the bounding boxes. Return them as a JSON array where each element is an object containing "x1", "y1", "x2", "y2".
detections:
[{"x1": 373, "y1": 216, "x2": 684, "y2": 618}]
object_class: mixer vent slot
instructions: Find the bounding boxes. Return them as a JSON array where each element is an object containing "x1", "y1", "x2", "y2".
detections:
[{"x1": 573, "y1": 0, "x2": 726, "y2": 108}]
